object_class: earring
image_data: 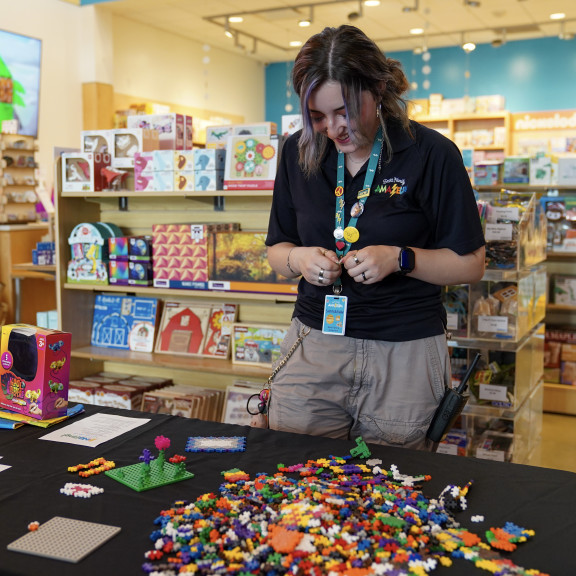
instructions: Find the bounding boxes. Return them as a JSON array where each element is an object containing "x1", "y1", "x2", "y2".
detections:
[{"x1": 376, "y1": 106, "x2": 380, "y2": 118}]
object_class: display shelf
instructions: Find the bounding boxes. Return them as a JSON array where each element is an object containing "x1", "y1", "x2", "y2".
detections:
[
  {"x1": 417, "y1": 111, "x2": 511, "y2": 156},
  {"x1": 61, "y1": 189, "x2": 275, "y2": 199},
  {"x1": 63, "y1": 282, "x2": 296, "y2": 302},
  {"x1": 0, "y1": 134, "x2": 39, "y2": 224},
  {"x1": 70, "y1": 345, "x2": 272, "y2": 379},
  {"x1": 54, "y1": 158, "x2": 290, "y2": 385},
  {"x1": 0, "y1": 222, "x2": 55, "y2": 325},
  {"x1": 543, "y1": 383, "x2": 576, "y2": 415},
  {"x1": 542, "y1": 205, "x2": 576, "y2": 414}
]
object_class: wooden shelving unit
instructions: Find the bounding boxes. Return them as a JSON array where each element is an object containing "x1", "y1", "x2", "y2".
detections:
[
  {"x1": 54, "y1": 170, "x2": 293, "y2": 388},
  {"x1": 0, "y1": 134, "x2": 40, "y2": 224}
]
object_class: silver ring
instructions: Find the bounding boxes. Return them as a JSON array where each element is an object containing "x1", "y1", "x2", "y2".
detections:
[
  {"x1": 353, "y1": 254, "x2": 360, "y2": 264},
  {"x1": 319, "y1": 269, "x2": 325, "y2": 283},
  {"x1": 362, "y1": 271, "x2": 367, "y2": 281}
]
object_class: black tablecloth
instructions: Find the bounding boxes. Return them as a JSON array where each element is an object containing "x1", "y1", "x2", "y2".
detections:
[{"x1": 0, "y1": 404, "x2": 575, "y2": 576}]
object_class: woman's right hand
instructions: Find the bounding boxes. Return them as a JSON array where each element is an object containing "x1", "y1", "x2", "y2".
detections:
[{"x1": 291, "y1": 246, "x2": 342, "y2": 286}]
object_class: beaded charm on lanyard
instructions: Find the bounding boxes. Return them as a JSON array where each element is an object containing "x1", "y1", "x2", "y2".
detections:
[{"x1": 332, "y1": 126, "x2": 383, "y2": 295}]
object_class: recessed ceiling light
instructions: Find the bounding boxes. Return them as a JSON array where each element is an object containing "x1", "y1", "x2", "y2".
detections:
[
  {"x1": 364, "y1": 0, "x2": 381, "y2": 6},
  {"x1": 410, "y1": 28, "x2": 424, "y2": 35},
  {"x1": 550, "y1": 13, "x2": 566, "y2": 20},
  {"x1": 290, "y1": 40, "x2": 303, "y2": 47},
  {"x1": 299, "y1": 19, "x2": 312, "y2": 27},
  {"x1": 228, "y1": 16, "x2": 243, "y2": 23}
]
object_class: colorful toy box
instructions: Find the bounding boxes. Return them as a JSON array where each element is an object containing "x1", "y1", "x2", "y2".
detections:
[
  {"x1": 152, "y1": 223, "x2": 211, "y2": 289},
  {"x1": 126, "y1": 113, "x2": 192, "y2": 150},
  {"x1": 82, "y1": 130, "x2": 114, "y2": 155},
  {"x1": 223, "y1": 135, "x2": 279, "y2": 190},
  {"x1": 91, "y1": 294, "x2": 158, "y2": 352},
  {"x1": 473, "y1": 161, "x2": 502, "y2": 186},
  {"x1": 205, "y1": 122, "x2": 277, "y2": 149},
  {"x1": 61, "y1": 152, "x2": 112, "y2": 192},
  {"x1": 112, "y1": 128, "x2": 160, "y2": 168},
  {"x1": 67, "y1": 222, "x2": 123, "y2": 285},
  {"x1": 0, "y1": 324, "x2": 71, "y2": 420},
  {"x1": 208, "y1": 231, "x2": 299, "y2": 295},
  {"x1": 503, "y1": 156, "x2": 530, "y2": 184}
]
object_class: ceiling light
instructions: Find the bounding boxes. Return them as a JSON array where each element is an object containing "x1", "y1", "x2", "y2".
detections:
[
  {"x1": 462, "y1": 41, "x2": 476, "y2": 52},
  {"x1": 364, "y1": 0, "x2": 381, "y2": 6},
  {"x1": 224, "y1": 23, "x2": 234, "y2": 39},
  {"x1": 410, "y1": 28, "x2": 424, "y2": 35},
  {"x1": 290, "y1": 40, "x2": 303, "y2": 47},
  {"x1": 228, "y1": 16, "x2": 243, "y2": 23},
  {"x1": 403, "y1": 0, "x2": 419, "y2": 12},
  {"x1": 464, "y1": 0, "x2": 481, "y2": 7},
  {"x1": 299, "y1": 6, "x2": 314, "y2": 27},
  {"x1": 550, "y1": 13, "x2": 566, "y2": 20}
]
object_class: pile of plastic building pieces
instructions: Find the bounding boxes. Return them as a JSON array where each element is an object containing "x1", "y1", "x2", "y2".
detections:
[{"x1": 142, "y1": 453, "x2": 548, "y2": 575}]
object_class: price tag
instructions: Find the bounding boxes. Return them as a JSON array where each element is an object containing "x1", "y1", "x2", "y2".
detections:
[
  {"x1": 485, "y1": 223, "x2": 513, "y2": 242},
  {"x1": 490, "y1": 206, "x2": 520, "y2": 222},
  {"x1": 477, "y1": 315, "x2": 509, "y2": 333},
  {"x1": 479, "y1": 383, "x2": 508, "y2": 402},
  {"x1": 445, "y1": 312, "x2": 459, "y2": 330},
  {"x1": 476, "y1": 448, "x2": 505, "y2": 462}
]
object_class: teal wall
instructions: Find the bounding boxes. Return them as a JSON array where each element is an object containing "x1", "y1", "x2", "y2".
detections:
[{"x1": 265, "y1": 37, "x2": 576, "y2": 127}]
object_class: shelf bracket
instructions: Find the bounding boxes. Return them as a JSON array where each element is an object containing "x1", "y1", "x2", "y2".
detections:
[
  {"x1": 214, "y1": 196, "x2": 225, "y2": 211},
  {"x1": 119, "y1": 196, "x2": 128, "y2": 211}
]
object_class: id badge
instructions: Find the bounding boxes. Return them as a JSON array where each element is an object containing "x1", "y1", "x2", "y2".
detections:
[{"x1": 322, "y1": 295, "x2": 348, "y2": 336}]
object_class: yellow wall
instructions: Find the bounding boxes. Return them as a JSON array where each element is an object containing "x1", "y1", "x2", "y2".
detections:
[{"x1": 3, "y1": 0, "x2": 266, "y2": 191}]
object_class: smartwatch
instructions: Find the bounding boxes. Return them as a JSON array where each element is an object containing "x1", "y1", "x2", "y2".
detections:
[{"x1": 397, "y1": 247, "x2": 415, "y2": 275}]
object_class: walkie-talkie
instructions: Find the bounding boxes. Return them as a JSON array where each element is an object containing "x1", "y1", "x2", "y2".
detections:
[{"x1": 426, "y1": 353, "x2": 481, "y2": 443}]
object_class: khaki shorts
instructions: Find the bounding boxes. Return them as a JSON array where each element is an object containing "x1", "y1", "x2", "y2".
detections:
[{"x1": 268, "y1": 317, "x2": 451, "y2": 451}]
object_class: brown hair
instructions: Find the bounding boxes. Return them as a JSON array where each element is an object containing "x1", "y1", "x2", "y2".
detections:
[{"x1": 292, "y1": 25, "x2": 411, "y2": 176}]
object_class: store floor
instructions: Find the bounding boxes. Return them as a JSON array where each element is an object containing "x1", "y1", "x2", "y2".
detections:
[{"x1": 529, "y1": 412, "x2": 576, "y2": 473}]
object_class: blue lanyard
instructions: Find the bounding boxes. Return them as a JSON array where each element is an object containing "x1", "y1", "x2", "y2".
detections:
[{"x1": 332, "y1": 126, "x2": 383, "y2": 294}]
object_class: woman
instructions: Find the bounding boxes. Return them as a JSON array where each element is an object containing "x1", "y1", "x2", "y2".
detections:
[{"x1": 265, "y1": 25, "x2": 485, "y2": 450}]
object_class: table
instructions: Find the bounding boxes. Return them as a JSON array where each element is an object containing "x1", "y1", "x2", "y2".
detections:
[{"x1": 0, "y1": 404, "x2": 575, "y2": 576}]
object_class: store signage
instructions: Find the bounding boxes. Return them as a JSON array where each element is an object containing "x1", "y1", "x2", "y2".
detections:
[{"x1": 512, "y1": 110, "x2": 576, "y2": 131}]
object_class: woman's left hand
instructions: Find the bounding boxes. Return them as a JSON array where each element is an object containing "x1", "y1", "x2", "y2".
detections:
[{"x1": 341, "y1": 245, "x2": 399, "y2": 284}]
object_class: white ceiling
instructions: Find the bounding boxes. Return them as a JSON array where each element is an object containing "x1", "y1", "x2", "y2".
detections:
[{"x1": 97, "y1": 0, "x2": 576, "y2": 63}]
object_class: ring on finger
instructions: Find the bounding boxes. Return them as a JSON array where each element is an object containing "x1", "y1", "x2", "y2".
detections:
[
  {"x1": 353, "y1": 254, "x2": 360, "y2": 264},
  {"x1": 362, "y1": 271, "x2": 367, "y2": 281},
  {"x1": 318, "y1": 268, "x2": 325, "y2": 283}
]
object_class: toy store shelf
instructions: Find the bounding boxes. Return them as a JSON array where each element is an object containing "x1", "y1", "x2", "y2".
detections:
[
  {"x1": 543, "y1": 382, "x2": 576, "y2": 415},
  {"x1": 547, "y1": 251, "x2": 576, "y2": 260},
  {"x1": 63, "y1": 282, "x2": 297, "y2": 303},
  {"x1": 60, "y1": 189, "x2": 274, "y2": 199},
  {"x1": 70, "y1": 345, "x2": 271, "y2": 379},
  {"x1": 475, "y1": 185, "x2": 576, "y2": 193},
  {"x1": 448, "y1": 329, "x2": 539, "y2": 352},
  {"x1": 11, "y1": 263, "x2": 56, "y2": 279},
  {"x1": 547, "y1": 303, "x2": 576, "y2": 312}
]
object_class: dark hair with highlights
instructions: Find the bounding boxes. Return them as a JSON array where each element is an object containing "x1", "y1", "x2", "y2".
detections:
[{"x1": 292, "y1": 25, "x2": 411, "y2": 176}]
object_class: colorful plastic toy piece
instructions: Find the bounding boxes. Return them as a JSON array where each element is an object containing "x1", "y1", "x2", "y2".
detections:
[
  {"x1": 350, "y1": 436, "x2": 371, "y2": 459},
  {"x1": 105, "y1": 435, "x2": 194, "y2": 492}
]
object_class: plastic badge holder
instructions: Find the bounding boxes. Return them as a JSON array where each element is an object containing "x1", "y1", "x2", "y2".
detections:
[{"x1": 426, "y1": 353, "x2": 481, "y2": 443}]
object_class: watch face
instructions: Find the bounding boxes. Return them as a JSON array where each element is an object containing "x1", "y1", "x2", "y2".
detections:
[{"x1": 400, "y1": 248, "x2": 415, "y2": 273}]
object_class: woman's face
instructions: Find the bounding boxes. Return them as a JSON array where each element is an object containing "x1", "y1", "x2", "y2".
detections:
[{"x1": 308, "y1": 81, "x2": 379, "y2": 154}]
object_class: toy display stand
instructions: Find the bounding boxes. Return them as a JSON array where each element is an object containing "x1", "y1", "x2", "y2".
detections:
[{"x1": 105, "y1": 454, "x2": 193, "y2": 492}]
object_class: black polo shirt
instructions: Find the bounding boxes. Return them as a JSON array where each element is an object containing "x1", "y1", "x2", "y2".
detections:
[{"x1": 266, "y1": 120, "x2": 485, "y2": 341}]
